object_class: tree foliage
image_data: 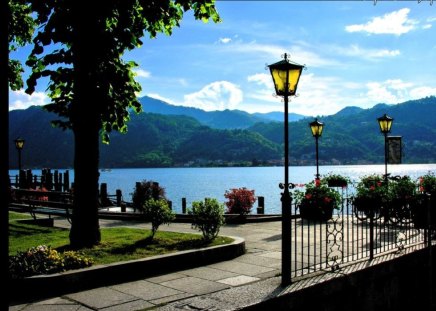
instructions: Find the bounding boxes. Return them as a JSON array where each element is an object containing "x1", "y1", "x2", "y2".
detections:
[
  {"x1": 17, "y1": 0, "x2": 220, "y2": 247},
  {"x1": 25, "y1": 0, "x2": 221, "y2": 142},
  {"x1": 8, "y1": 0, "x2": 35, "y2": 90}
]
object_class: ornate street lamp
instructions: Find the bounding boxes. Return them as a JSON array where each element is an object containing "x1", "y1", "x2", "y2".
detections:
[
  {"x1": 14, "y1": 137, "x2": 25, "y2": 171},
  {"x1": 309, "y1": 118, "x2": 324, "y2": 180},
  {"x1": 268, "y1": 53, "x2": 304, "y2": 286},
  {"x1": 377, "y1": 114, "x2": 393, "y2": 182}
]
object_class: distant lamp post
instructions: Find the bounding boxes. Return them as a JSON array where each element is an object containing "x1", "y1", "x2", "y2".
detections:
[
  {"x1": 377, "y1": 114, "x2": 393, "y2": 182},
  {"x1": 268, "y1": 53, "x2": 304, "y2": 286},
  {"x1": 14, "y1": 137, "x2": 25, "y2": 171},
  {"x1": 309, "y1": 118, "x2": 324, "y2": 180}
]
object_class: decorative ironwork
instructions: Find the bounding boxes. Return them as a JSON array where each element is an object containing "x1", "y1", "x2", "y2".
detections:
[
  {"x1": 279, "y1": 182, "x2": 295, "y2": 190},
  {"x1": 326, "y1": 218, "x2": 343, "y2": 271},
  {"x1": 326, "y1": 204, "x2": 344, "y2": 271},
  {"x1": 395, "y1": 231, "x2": 406, "y2": 253}
]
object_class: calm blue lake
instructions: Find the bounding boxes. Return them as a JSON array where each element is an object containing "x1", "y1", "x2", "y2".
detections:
[{"x1": 10, "y1": 164, "x2": 436, "y2": 214}]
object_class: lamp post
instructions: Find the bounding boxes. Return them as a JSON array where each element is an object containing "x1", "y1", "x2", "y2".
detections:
[
  {"x1": 309, "y1": 118, "x2": 324, "y2": 180},
  {"x1": 268, "y1": 53, "x2": 304, "y2": 286},
  {"x1": 377, "y1": 114, "x2": 393, "y2": 183},
  {"x1": 14, "y1": 137, "x2": 25, "y2": 172}
]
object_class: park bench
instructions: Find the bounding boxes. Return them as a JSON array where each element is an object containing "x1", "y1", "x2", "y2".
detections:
[{"x1": 10, "y1": 188, "x2": 74, "y2": 224}]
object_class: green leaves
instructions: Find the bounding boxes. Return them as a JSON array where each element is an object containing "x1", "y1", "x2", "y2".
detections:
[
  {"x1": 18, "y1": 0, "x2": 220, "y2": 143},
  {"x1": 8, "y1": 0, "x2": 36, "y2": 90}
]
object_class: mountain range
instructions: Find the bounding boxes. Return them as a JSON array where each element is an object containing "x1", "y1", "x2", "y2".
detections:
[
  {"x1": 8, "y1": 96, "x2": 436, "y2": 168},
  {"x1": 139, "y1": 96, "x2": 306, "y2": 128}
]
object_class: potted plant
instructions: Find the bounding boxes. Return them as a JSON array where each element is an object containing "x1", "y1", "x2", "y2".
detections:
[
  {"x1": 294, "y1": 179, "x2": 341, "y2": 221},
  {"x1": 352, "y1": 174, "x2": 388, "y2": 220},
  {"x1": 411, "y1": 172, "x2": 436, "y2": 229},
  {"x1": 388, "y1": 175, "x2": 416, "y2": 225},
  {"x1": 323, "y1": 173, "x2": 350, "y2": 188}
]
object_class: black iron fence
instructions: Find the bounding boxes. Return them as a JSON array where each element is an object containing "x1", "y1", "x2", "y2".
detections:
[{"x1": 289, "y1": 194, "x2": 433, "y2": 279}]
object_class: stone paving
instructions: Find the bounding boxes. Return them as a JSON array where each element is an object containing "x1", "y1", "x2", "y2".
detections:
[
  {"x1": 9, "y1": 217, "x2": 427, "y2": 311},
  {"x1": 10, "y1": 219, "x2": 287, "y2": 311}
]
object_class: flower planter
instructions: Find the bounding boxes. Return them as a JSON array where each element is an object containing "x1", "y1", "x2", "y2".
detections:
[
  {"x1": 299, "y1": 201, "x2": 334, "y2": 221},
  {"x1": 327, "y1": 180, "x2": 348, "y2": 188},
  {"x1": 353, "y1": 196, "x2": 383, "y2": 220},
  {"x1": 353, "y1": 197, "x2": 381, "y2": 213},
  {"x1": 411, "y1": 195, "x2": 436, "y2": 229}
]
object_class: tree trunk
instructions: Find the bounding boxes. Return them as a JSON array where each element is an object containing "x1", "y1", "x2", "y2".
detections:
[{"x1": 69, "y1": 2, "x2": 101, "y2": 248}]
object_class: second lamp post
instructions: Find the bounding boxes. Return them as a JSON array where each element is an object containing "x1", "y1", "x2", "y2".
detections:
[
  {"x1": 377, "y1": 114, "x2": 393, "y2": 182},
  {"x1": 309, "y1": 118, "x2": 324, "y2": 180},
  {"x1": 268, "y1": 53, "x2": 304, "y2": 286}
]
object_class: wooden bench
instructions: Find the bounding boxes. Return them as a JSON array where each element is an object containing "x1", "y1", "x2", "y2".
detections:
[{"x1": 10, "y1": 188, "x2": 74, "y2": 224}]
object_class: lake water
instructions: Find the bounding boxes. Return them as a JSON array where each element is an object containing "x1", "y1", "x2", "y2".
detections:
[{"x1": 10, "y1": 164, "x2": 436, "y2": 214}]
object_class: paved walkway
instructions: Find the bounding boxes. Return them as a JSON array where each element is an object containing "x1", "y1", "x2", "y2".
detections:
[
  {"x1": 10, "y1": 219, "x2": 289, "y2": 311},
  {"x1": 11, "y1": 217, "x2": 428, "y2": 310}
]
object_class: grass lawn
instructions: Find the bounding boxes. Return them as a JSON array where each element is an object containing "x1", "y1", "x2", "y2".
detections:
[{"x1": 9, "y1": 212, "x2": 233, "y2": 265}]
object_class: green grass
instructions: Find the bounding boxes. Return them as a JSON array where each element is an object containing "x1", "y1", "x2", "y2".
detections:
[
  {"x1": 9, "y1": 213, "x2": 233, "y2": 265},
  {"x1": 9, "y1": 211, "x2": 32, "y2": 221}
]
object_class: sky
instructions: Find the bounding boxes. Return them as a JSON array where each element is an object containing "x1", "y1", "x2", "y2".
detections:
[{"x1": 9, "y1": 0, "x2": 436, "y2": 116}]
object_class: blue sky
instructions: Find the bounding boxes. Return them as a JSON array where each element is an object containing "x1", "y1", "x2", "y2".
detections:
[{"x1": 9, "y1": 1, "x2": 436, "y2": 116}]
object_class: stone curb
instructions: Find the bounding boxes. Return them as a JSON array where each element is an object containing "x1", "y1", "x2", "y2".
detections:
[{"x1": 10, "y1": 236, "x2": 245, "y2": 303}]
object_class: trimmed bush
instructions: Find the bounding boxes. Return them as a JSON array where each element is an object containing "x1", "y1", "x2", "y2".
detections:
[
  {"x1": 189, "y1": 198, "x2": 225, "y2": 242},
  {"x1": 143, "y1": 198, "x2": 175, "y2": 238}
]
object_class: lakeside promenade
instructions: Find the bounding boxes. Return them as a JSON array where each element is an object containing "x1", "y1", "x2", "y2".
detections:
[{"x1": 10, "y1": 217, "x2": 432, "y2": 311}]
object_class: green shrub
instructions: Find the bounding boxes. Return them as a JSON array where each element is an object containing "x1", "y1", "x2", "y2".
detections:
[
  {"x1": 132, "y1": 180, "x2": 166, "y2": 210},
  {"x1": 143, "y1": 198, "x2": 175, "y2": 238},
  {"x1": 9, "y1": 245, "x2": 92, "y2": 278},
  {"x1": 189, "y1": 198, "x2": 225, "y2": 242},
  {"x1": 389, "y1": 175, "x2": 417, "y2": 199},
  {"x1": 419, "y1": 172, "x2": 436, "y2": 194}
]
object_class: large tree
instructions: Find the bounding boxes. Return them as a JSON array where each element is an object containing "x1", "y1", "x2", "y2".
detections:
[
  {"x1": 24, "y1": 0, "x2": 220, "y2": 247},
  {"x1": 5, "y1": 1, "x2": 36, "y2": 307}
]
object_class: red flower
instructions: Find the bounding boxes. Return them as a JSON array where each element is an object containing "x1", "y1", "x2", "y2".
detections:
[
  {"x1": 305, "y1": 194, "x2": 312, "y2": 199},
  {"x1": 370, "y1": 185, "x2": 375, "y2": 191},
  {"x1": 324, "y1": 197, "x2": 332, "y2": 203},
  {"x1": 315, "y1": 179, "x2": 321, "y2": 187}
]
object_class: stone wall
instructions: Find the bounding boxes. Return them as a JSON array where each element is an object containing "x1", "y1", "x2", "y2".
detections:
[{"x1": 244, "y1": 245, "x2": 436, "y2": 311}]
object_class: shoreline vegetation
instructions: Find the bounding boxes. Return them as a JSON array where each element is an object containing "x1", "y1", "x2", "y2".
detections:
[{"x1": 9, "y1": 97, "x2": 436, "y2": 169}]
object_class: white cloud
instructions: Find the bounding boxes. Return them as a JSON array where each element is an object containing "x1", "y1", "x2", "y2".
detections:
[
  {"x1": 218, "y1": 37, "x2": 232, "y2": 44},
  {"x1": 345, "y1": 8, "x2": 417, "y2": 35},
  {"x1": 146, "y1": 93, "x2": 176, "y2": 105},
  {"x1": 9, "y1": 90, "x2": 49, "y2": 110},
  {"x1": 410, "y1": 86, "x2": 436, "y2": 98},
  {"x1": 423, "y1": 24, "x2": 432, "y2": 30},
  {"x1": 183, "y1": 81, "x2": 243, "y2": 111},
  {"x1": 133, "y1": 69, "x2": 151, "y2": 78},
  {"x1": 366, "y1": 82, "x2": 399, "y2": 103},
  {"x1": 334, "y1": 44, "x2": 400, "y2": 60},
  {"x1": 246, "y1": 72, "x2": 366, "y2": 115},
  {"x1": 365, "y1": 79, "x2": 436, "y2": 104},
  {"x1": 247, "y1": 73, "x2": 272, "y2": 88},
  {"x1": 218, "y1": 41, "x2": 338, "y2": 68}
]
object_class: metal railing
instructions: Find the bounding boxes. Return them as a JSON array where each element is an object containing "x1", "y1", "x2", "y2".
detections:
[{"x1": 289, "y1": 195, "x2": 433, "y2": 278}]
